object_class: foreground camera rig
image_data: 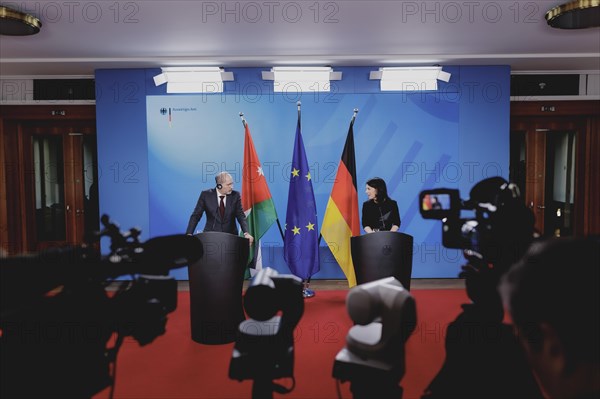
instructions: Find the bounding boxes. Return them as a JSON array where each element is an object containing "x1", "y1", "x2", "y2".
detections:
[
  {"x1": 229, "y1": 267, "x2": 304, "y2": 399},
  {"x1": 0, "y1": 215, "x2": 202, "y2": 399},
  {"x1": 418, "y1": 178, "x2": 543, "y2": 399}
]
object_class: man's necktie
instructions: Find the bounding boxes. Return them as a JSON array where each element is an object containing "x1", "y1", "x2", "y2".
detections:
[{"x1": 219, "y1": 195, "x2": 225, "y2": 218}]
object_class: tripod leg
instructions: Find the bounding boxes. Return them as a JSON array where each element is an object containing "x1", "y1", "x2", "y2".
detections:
[
  {"x1": 251, "y1": 378, "x2": 274, "y2": 399},
  {"x1": 350, "y1": 377, "x2": 403, "y2": 399}
]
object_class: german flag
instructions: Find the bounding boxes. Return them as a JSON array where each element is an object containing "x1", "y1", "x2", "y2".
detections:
[{"x1": 320, "y1": 114, "x2": 360, "y2": 287}]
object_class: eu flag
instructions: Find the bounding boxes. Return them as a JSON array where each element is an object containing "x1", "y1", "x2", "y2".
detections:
[{"x1": 283, "y1": 116, "x2": 320, "y2": 280}]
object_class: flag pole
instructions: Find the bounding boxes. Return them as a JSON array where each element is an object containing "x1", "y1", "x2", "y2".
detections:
[
  {"x1": 351, "y1": 108, "x2": 359, "y2": 125},
  {"x1": 241, "y1": 112, "x2": 285, "y2": 242},
  {"x1": 275, "y1": 221, "x2": 285, "y2": 241},
  {"x1": 239, "y1": 111, "x2": 247, "y2": 128}
]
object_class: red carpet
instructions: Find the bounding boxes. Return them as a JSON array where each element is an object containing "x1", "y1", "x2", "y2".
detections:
[{"x1": 93, "y1": 289, "x2": 468, "y2": 399}]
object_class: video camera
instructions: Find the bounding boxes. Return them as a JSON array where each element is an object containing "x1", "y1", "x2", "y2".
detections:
[
  {"x1": 229, "y1": 267, "x2": 304, "y2": 399},
  {"x1": 419, "y1": 176, "x2": 534, "y2": 268},
  {"x1": 333, "y1": 277, "x2": 416, "y2": 399},
  {"x1": 0, "y1": 215, "x2": 202, "y2": 399},
  {"x1": 418, "y1": 178, "x2": 543, "y2": 399}
]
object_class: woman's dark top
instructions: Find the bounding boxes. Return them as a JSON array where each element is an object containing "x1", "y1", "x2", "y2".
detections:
[{"x1": 361, "y1": 199, "x2": 401, "y2": 231}]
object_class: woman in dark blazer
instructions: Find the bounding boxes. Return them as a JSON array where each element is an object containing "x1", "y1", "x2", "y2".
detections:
[{"x1": 361, "y1": 177, "x2": 400, "y2": 233}]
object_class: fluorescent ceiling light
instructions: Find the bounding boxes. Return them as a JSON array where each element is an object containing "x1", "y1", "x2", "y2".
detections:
[
  {"x1": 153, "y1": 67, "x2": 233, "y2": 93},
  {"x1": 370, "y1": 67, "x2": 451, "y2": 91},
  {"x1": 262, "y1": 67, "x2": 342, "y2": 92}
]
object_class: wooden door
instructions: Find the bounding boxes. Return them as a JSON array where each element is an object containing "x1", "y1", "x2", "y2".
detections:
[
  {"x1": 510, "y1": 117, "x2": 586, "y2": 237},
  {"x1": 22, "y1": 122, "x2": 98, "y2": 250},
  {"x1": 1, "y1": 105, "x2": 97, "y2": 255}
]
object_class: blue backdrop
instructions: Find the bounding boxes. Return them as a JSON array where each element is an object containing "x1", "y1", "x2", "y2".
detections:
[{"x1": 95, "y1": 66, "x2": 510, "y2": 279}]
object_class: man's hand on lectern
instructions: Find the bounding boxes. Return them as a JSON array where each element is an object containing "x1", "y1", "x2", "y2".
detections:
[{"x1": 243, "y1": 232, "x2": 254, "y2": 245}]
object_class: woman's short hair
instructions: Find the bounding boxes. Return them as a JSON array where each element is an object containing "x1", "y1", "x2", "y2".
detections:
[{"x1": 366, "y1": 177, "x2": 389, "y2": 202}]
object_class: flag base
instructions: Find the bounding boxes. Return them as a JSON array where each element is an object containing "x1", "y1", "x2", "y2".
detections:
[{"x1": 302, "y1": 281, "x2": 315, "y2": 299}]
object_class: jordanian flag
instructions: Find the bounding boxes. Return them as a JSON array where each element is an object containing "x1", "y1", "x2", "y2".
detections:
[
  {"x1": 320, "y1": 115, "x2": 360, "y2": 287},
  {"x1": 242, "y1": 122, "x2": 278, "y2": 268}
]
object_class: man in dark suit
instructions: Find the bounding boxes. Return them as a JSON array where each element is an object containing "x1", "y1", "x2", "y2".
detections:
[{"x1": 186, "y1": 172, "x2": 254, "y2": 243}]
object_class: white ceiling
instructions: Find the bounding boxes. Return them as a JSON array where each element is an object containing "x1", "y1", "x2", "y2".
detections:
[{"x1": 1, "y1": 0, "x2": 599, "y2": 76}]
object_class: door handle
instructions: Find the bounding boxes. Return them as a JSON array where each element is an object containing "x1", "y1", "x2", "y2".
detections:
[{"x1": 66, "y1": 204, "x2": 71, "y2": 211}]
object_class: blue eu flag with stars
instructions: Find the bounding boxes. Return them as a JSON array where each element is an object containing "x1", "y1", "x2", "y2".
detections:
[{"x1": 283, "y1": 117, "x2": 320, "y2": 280}]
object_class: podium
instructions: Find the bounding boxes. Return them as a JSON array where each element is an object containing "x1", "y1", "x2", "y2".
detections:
[
  {"x1": 188, "y1": 232, "x2": 249, "y2": 344},
  {"x1": 350, "y1": 232, "x2": 413, "y2": 290}
]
